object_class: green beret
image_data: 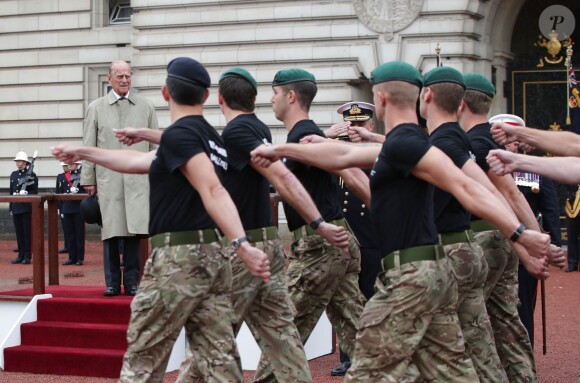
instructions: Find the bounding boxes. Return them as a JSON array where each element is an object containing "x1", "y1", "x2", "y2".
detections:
[
  {"x1": 219, "y1": 67, "x2": 257, "y2": 91},
  {"x1": 423, "y1": 66, "x2": 466, "y2": 89},
  {"x1": 463, "y1": 72, "x2": 496, "y2": 98},
  {"x1": 272, "y1": 69, "x2": 316, "y2": 86},
  {"x1": 370, "y1": 61, "x2": 423, "y2": 88}
]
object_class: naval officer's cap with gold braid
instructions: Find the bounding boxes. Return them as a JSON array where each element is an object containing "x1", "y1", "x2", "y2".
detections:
[{"x1": 337, "y1": 102, "x2": 375, "y2": 122}]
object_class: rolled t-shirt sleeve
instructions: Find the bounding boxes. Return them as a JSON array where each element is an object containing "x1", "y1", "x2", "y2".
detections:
[{"x1": 160, "y1": 126, "x2": 204, "y2": 173}]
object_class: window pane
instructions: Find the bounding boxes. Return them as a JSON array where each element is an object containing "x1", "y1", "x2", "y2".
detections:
[{"x1": 110, "y1": 1, "x2": 133, "y2": 24}]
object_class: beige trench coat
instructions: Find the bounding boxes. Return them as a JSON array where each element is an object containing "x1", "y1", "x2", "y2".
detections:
[{"x1": 81, "y1": 90, "x2": 158, "y2": 240}]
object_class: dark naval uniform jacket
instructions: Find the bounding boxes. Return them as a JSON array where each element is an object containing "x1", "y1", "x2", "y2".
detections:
[
  {"x1": 56, "y1": 170, "x2": 85, "y2": 214},
  {"x1": 9, "y1": 168, "x2": 38, "y2": 215}
]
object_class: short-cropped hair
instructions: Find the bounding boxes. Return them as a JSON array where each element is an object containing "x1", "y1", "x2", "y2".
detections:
[{"x1": 166, "y1": 77, "x2": 206, "y2": 106}]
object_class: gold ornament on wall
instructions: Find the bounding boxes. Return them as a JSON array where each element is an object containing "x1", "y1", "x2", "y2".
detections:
[{"x1": 535, "y1": 30, "x2": 573, "y2": 67}]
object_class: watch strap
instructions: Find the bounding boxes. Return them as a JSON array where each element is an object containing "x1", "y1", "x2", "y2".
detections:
[
  {"x1": 509, "y1": 224, "x2": 527, "y2": 242},
  {"x1": 232, "y1": 236, "x2": 249, "y2": 250},
  {"x1": 309, "y1": 217, "x2": 324, "y2": 230}
]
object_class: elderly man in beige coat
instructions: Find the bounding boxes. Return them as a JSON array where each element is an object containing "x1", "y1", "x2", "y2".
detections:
[{"x1": 81, "y1": 60, "x2": 158, "y2": 297}]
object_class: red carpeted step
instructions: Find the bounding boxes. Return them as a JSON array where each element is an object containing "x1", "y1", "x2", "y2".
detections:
[
  {"x1": 4, "y1": 296, "x2": 132, "y2": 378},
  {"x1": 37, "y1": 297, "x2": 132, "y2": 324},
  {"x1": 3, "y1": 345, "x2": 125, "y2": 378},
  {"x1": 21, "y1": 321, "x2": 128, "y2": 350}
]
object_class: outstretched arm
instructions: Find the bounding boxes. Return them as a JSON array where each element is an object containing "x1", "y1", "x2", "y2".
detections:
[
  {"x1": 348, "y1": 125, "x2": 385, "y2": 144},
  {"x1": 462, "y1": 160, "x2": 565, "y2": 268},
  {"x1": 487, "y1": 149, "x2": 580, "y2": 185},
  {"x1": 251, "y1": 141, "x2": 381, "y2": 172},
  {"x1": 491, "y1": 122, "x2": 580, "y2": 156},
  {"x1": 51, "y1": 144, "x2": 155, "y2": 174},
  {"x1": 252, "y1": 158, "x2": 349, "y2": 248},
  {"x1": 182, "y1": 153, "x2": 270, "y2": 282},
  {"x1": 412, "y1": 146, "x2": 550, "y2": 278},
  {"x1": 114, "y1": 127, "x2": 163, "y2": 146}
]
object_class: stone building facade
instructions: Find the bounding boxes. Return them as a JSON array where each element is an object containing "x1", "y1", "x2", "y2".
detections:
[{"x1": 0, "y1": 0, "x2": 576, "y2": 189}]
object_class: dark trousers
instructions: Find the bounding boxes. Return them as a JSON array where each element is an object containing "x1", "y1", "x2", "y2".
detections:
[
  {"x1": 13, "y1": 213, "x2": 31, "y2": 260},
  {"x1": 358, "y1": 247, "x2": 382, "y2": 301},
  {"x1": 517, "y1": 264, "x2": 538, "y2": 347},
  {"x1": 103, "y1": 236, "x2": 140, "y2": 290},
  {"x1": 63, "y1": 213, "x2": 85, "y2": 262},
  {"x1": 60, "y1": 214, "x2": 68, "y2": 249},
  {"x1": 567, "y1": 215, "x2": 580, "y2": 270}
]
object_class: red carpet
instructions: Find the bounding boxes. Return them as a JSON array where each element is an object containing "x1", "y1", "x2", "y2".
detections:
[
  {"x1": 0, "y1": 285, "x2": 134, "y2": 300},
  {"x1": 3, "y1": 286, "x2": 132, "y2": 378}
]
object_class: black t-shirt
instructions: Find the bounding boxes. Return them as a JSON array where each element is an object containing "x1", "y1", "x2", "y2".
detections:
[
  {"x1": 283, "y1": 119, "x2": 342, "y2": 231},
  {"x1": 221, "y1": 113, "x2": 273, "y2": 230},
  {"x1": 429, "y1": 122, "x2": 472, "y2": 232},
  {"x1": 148, "y1": 115, "x2": 228, "y2": 236},
  {"x1": 369, "y1": 123, "x2": 438, "y2": 255},
  {"x1": 466, "y1": 122, "x2": 500, "y2": 173},
  {"x1": 466, "y1": 122, "x2": 500, "y2": 221}
]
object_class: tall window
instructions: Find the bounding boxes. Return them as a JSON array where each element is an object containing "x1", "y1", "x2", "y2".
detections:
[{"x1": 109, "y1": 0, "x2": 133, "y2": 24}]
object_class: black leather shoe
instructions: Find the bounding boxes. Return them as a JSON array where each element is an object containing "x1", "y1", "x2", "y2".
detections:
[
  {"x1": 21, "y1": 259, "x2": 31, "y2": 264},
  {"x1": 125, "y1": 285, "x2": 138, "y2": 296},
  {"x1": 331, "y1": 362, "x2": 351, "y2": 376},
  {"x1": 10, "y1": 257, "x2": 24, "y2": 264},
  {"x1": 58, "y1": 248, "x2": 68, "y2": 254},
  {"x1": 103, "y1": 287, "x2": 121, "y2": 296},
  {"x1": 62, "y1": 260, "x2": 75, "y2": 265},
  {"x1": 76, "y1": 261, "x2": 84, "y2": 265},
  {"x1": 12, "y1": 248, "x2": 19, "y2": 253}
]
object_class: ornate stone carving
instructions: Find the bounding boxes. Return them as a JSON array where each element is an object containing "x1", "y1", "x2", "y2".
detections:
[{"x1": 353, "y1": 0, "x2": 424, "y2": 33}]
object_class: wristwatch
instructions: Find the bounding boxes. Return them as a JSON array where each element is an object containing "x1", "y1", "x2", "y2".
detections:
[
  {"x1": 509, "y1": 224, "x2": 527, "y2": 242},
  {"x1": 231, "y1": 236, "x2": 249, "y2": 251},
  {"x1": 309, "y1": 217, "x2": 324, "y2": 230}
]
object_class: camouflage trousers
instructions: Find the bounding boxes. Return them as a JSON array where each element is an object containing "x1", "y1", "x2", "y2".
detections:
[
  {"x1": 475, "y1": 230, "x2": 537, "y2": 383},
  {"x1": 119, "y1": 241, "x2": 242, "y2": 383},
  {"x1": 230, "y1": 238, "x2": 311, "y2": 383},
  {"x1": 344, "y1": 255, "x2": 479, "y2": 383},
  {"x1": 443, "y1": 239, "x2": 508, "y2": 383},
  {"x1": 253, "y1": 233, "x2": 365, "y2": 383}
]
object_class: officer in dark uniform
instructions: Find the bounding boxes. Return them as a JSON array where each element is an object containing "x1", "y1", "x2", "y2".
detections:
[
  {"x1": 56, "y1": 161, "x2": 86, "y2": 265},
  {"x1": 9, "y1": 151, "x2": 38, "y2": 264},
  {"x1": 325, "y1": 101, "x2": 382, "y2": 376},
  {"x1": 506, "y1": 142, "x2": 562, "y2": 345},
  {"x1": 332, "y1": 101, "x2": 382, "y2": 299}
]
